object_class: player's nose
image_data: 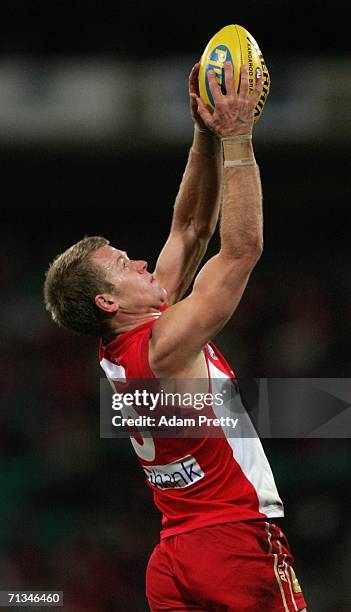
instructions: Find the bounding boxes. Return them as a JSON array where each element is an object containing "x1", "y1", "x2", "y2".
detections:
[{"x1": 133, "y1": 260, "x2": 148, "y2": 273}]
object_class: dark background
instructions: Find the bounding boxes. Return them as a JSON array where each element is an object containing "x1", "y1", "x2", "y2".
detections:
[{"x1": 0, "y1": 2, "x2": 350, "y2": 611}]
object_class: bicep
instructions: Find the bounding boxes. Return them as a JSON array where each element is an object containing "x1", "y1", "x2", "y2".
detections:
[{"x1": 150, "y1": 253, "x2": 258, "y2": 373}]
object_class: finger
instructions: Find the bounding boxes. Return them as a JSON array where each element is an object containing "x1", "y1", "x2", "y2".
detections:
[
  {"x1": 188, "y1": 64, "x2": 197, "y2": 88},
  {"x1": 189, "y1": 62, "x2": 200, "y2": 95},
  {"x1": 238, "y1": 64, "x2": 249, "y2": 99},
  {"x1": 192, "y1": 62, "x2": 200, "y2": 76},
  {"x1": 223, "y1": 61, "x2": 234, "y2": 97},
  {"x1": 251, "y1": 68, "x2": 264, "y2": 104},
  {"x1": 189, "y1": 92, "x2": 199, "y2": 113},
  {"x1": 190, "y1": 91, "x2": 201, "y2": 107},
  {"x1": 255, "y1": 68, "x2": 264, "y2": 92},
  {"x1": 207, "y1": 70, "x2": 222, "y2": 105},
  {"x1": 196, "y1": 96, "x2": 214, "y2": 124}
]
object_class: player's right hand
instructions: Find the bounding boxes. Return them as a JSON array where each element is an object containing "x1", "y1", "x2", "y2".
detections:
[
  {"x1": 189, "y1": 62, "x2": 211, "y2": 132},
  {"x1": 195, "y1": 63, "x2": 263, "y2": 137}
]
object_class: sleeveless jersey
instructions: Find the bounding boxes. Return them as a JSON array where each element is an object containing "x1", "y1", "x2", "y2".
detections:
[{"x1": 99, "y1": 315, "x2": 284, "y2": 539}]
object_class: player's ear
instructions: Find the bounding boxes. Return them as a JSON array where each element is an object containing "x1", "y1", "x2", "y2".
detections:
[{"x1": 95, "y1": 294, "x2": 119, "y2": 314}]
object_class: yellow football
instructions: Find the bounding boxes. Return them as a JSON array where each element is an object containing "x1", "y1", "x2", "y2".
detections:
[{"x1": 199, "y1": 24, "x2": 270, "y2": 123}]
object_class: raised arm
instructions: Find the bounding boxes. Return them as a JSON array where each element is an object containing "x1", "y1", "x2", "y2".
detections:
[
  {"x1": 150, "y1": 62, "x2": 264, "y2": 375},
  {"x1": 153, "y1": 63, "x2": 222, "y2": 305}
]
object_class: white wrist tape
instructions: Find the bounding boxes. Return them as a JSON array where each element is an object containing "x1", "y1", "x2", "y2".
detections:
[
  {"x1": 224, "y1": 159, "x2": 257, "y2": 167},
  {"x1": 221, "y1": 134, "x2": 255, "y2": 166},
  {"x1": 220, "y1": 134, "x2": 252, "y2": 142}
]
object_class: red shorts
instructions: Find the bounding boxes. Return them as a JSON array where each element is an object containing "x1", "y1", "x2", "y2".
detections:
[{"x1": 146, "y1": 520, "x2": 307, "y2": 611}]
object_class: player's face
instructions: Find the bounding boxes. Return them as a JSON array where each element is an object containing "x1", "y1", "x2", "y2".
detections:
[{"x1": 91, "y1": 245, "x2": 167, "y2": 311}]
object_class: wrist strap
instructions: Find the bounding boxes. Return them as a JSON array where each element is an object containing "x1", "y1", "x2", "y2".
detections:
[
  {"x1": 224, "y1": 159, "x2": 257, "y2": 167},
  {"x1": 221, "y1": 134, "x2": 255, "y2": 167},
  {"x1": 221, "y1": 134, "x2": 252, "y2": 142}
]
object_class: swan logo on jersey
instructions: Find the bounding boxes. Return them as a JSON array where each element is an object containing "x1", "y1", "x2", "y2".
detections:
[
  {"x1": 205, "y1": 45, "x2": 233, "y2": 105},
  {"x1": 143, "y1": 455, "x2": 204, "y2": 490}
]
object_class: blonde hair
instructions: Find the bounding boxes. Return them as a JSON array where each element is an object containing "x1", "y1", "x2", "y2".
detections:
[{"x1": 44, "y1": 236, "x2": 114, "y2": 336}]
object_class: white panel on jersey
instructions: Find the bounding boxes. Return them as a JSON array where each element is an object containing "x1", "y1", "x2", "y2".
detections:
[
  {"x1": 208, "y1": 361, "x2": 284, "y2": 518},
  {"x1": 100, "y1": 358, "x2": 127, "y2": 382},
  {"x1": 100, "y1": 358, "x2": 156, "y2": 461},
  {"x1": 122, "y1": 403, "x2": 156, "y2": 462}
]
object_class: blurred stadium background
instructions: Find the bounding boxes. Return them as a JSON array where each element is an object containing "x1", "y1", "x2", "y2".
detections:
[{"x1": 0, "y1": 2, "x2": 350, "y2": 610}]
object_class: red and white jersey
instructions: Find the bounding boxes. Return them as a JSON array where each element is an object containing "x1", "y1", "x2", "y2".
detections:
[{"x1": 99, "y1": 314, "x2": 284, "y2": 539}]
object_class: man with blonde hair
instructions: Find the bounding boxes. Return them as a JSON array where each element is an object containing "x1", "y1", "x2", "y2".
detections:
[{"x1": 45, "y1": 62, "x2": 306, "y2": 611}]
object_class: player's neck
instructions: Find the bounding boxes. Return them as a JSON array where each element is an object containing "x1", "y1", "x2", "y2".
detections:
[{"x1": 107, "y1": 309, "x2": 162, "y2": 337}]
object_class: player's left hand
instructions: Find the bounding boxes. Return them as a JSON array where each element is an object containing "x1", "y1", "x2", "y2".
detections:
[
  {"x1": 195, "y1": 63, "x2": 263, "y2": 137},
  {"x1": 189, "y1": 63, "x2": 212, "y2": 132}
]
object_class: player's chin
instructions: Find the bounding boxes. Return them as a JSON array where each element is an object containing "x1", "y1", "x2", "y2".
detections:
[{"x1": 157, "y1": 287, "x2": 167, "y2": 304}]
